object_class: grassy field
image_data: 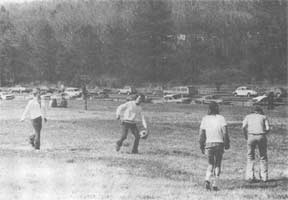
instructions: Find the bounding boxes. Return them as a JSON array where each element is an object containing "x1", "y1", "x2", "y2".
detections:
[{"x1": 0, "y1": 99, "x2": 287, "y2": 200}]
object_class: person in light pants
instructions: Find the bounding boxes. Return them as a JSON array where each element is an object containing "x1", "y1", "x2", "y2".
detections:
[
  {"x1": 242, "y1": 106, "x2": 270, "y2": 182},
  {"x1": 199, "y1": 102, "x2": 230, "y2": 191},
  {"x1": 21, "y1": 88, "x2": 47, "y2": 150}
]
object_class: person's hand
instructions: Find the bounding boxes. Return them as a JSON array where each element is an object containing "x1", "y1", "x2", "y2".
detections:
[
  {"x1": 44, "y1": 118, "x2": 47, "y2": 123},
  {"x1": 200, "y1": 147, "x2": 205, "y2": 154},
  {"x1": 224, "y1": 143, "x2": 230, "y2": 150}
]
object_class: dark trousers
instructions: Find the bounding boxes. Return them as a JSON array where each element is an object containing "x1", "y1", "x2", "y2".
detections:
[
  {"x1": 30, "y1": 116, "x2": 42, "y2": 150},
  {"x1": 117, "y1": 122, "x2": 140, "y2": 153}
]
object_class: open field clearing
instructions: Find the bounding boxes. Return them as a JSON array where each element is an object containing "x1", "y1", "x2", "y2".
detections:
[{"x1": 0, "y1": 99, "x2": 287, "y2": 200}]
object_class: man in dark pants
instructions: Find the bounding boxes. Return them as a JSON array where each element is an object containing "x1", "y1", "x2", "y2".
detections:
[
  {"x1": 115, "y1": 94, "x2": 147, "y2": 154},
  {"x1": 21, "y1": 88, "x2": 47, "y2": 150}
]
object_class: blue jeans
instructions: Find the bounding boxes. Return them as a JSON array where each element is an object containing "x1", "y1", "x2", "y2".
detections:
[
  {"x1": 246, "y1": 134, "x2": 268, "y2": 181},
  {"x1": 206, "y1": 143, "x2": 224, "y2": 177},
  {"x1": 117, "y1": 122, "x2": 140, "y2": 153},
  {"x1": 31, "y1": 116, "x2": 42, "y2": 150}
]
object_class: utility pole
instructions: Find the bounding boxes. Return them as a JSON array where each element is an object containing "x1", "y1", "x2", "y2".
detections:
[{"x1": 80, "y1": 75, "x2": 90, "y2": 110}]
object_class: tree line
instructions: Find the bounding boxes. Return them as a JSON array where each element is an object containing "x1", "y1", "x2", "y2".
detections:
[{"x1": 0, "y1": 0, "x2": 286, "y2": 87}]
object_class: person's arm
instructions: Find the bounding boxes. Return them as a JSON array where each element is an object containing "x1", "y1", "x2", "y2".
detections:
[
  {"x1": 41, "y1": 99, "x2": 47, "y2": 122},
  {"x1": 116, "y1": 102, "x2": 128, "y2": 120},
  {"x1": 20, "y1": 101, "x2": 31, "y2": 121},
  {"x1": 199, "y1": 129, "x2": 206, "y2": 154},
  {"x1": 141, "y1": 113, "x2": 147, "y2": 129},
  {"x1": 242, "y1": 117, "x2": 248, "y2": 140},
  {"x1": 264, "y1": 116, "x2": 270, "y2": 133},
  {"x1": 223, "y1": 126, "x2": 230, "y2": 150}
]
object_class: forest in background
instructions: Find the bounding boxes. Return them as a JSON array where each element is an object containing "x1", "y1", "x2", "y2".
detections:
[{"x1": 0, "y1": 0, "x2": 286, "y2": 87}]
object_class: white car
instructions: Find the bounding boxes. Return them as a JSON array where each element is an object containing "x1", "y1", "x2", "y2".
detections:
[
  {"x1": 9, "y1": 85, "x2": 29, "y2": 93},
  {"x1": 119, "y1": 86, "x2": 137, "y2": 95},
  {"x1": 233, "y1": 86, "x2": 258, "y2": 97},
  {"x1": 64, "y1": 87, "x2": 82, "y2": 99},
  {"x1": 163, "y1": 94, "x2": 191, "y2": 104},
  {"x1": 0, "y1": 92, "x2": 15, "y2": 100}
]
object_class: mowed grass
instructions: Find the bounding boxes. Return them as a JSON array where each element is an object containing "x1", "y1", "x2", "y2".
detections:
[{"x1": 0, "y1": 99, "x2": 287, "y2": 200}]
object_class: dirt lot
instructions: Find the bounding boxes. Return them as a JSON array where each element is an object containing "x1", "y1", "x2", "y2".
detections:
[{"x1": 0, "y1": 99, "x2": 287, "y2": 200}]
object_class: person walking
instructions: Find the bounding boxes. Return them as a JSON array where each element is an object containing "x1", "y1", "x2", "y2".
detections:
[
  {"x1": 199, "y1": 102, "x2": 230, "y2": 191},
  {"x1": 115, "y1": 94, "x2": 147, "y2": 154},
  {"x1": 242, "y1": 106, "x2": 270, "y2": 182},
  {"x1": 20, "y1": 88, "x2": 47, "y2": 150}
]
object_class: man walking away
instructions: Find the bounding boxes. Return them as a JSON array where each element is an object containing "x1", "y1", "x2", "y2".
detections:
[
  {"x1": 21, "y1": 88, "x2": 47, "y2": 150},
  {"x1": 242, "y1": 106, "x2": 270, "y2": 182},
  {"x1": 116, "y1": 94, "x2": 147, "y2": 154},
  {"x1": 199, "y1": 102, "x2": 230, "y2": 191}
]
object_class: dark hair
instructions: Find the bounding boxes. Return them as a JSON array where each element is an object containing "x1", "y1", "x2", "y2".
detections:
[
  {"x1": 253, "y1": 106, "x2": 264, "y2": 115},
  {"x1": 208, "y1": 102, "x2": 219, "y2": 115},
  {"x1": 136, "y1": 93, "x2": 145, "y2": 101}
]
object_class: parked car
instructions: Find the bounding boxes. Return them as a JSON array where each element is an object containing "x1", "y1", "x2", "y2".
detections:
[
  {"x1": 0, "y1": 92, "x2": 15, "y2": 100},
  {"x1": 194, "y1": 95, "x2": 224, "y2": 104},
  {"x1": 266, "y1": 87, "x2": 287, "y2": 98},
  {"x1": 163, "y1": 86, "x2": 198, "y2": 96},
  {"x1": 119, "y1": 86, "x2": 137, "y2": 95},
  {"x1": 233, "y1": 86, "x2": 258, "y2": 97},
  {"x1": 125, "y1": 94, "x2": 151, "y2": 103},
  {"x1": 87, "y1": 88, "x2": 109, "y2": 98},
  {"x1": 163, "y1": 94, "x2": 191, "y2": 104},
  {"x1": 252, "y1": 94, "x2": 268, "y2": 105},
  {"x1": 64, "y1": 87, "x2": 82, "y2": 99},
  {"x1": 9, "y1": 85, "x2": 31, "y2": 93}
]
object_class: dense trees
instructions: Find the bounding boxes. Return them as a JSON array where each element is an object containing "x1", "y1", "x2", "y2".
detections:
[{"x1": 0, "y1": 0, "x2": 286, "y2": 86}]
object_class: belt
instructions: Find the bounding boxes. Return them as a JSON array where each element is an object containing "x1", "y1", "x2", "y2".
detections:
[{"x1": 250, "y1": 133, "x2": 265, "y2": 135}]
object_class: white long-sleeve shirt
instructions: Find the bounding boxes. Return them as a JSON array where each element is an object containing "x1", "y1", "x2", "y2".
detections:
[
  {"x1": 116, "y1": 101, "x2": 147, "y2": 128},
  {"x1": 21, "y1": 97, "x2": 47, "y2": 120}
]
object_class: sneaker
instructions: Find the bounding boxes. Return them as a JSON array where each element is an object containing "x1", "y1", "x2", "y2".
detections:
[
  {"x1": 205, "y1": 181, "x2": 211, "y2": 190},
  {"x1": 246, "y1": 178, "x2": 257, "y2": 183},
  {"x1": 212, "y1": 186, "x2": 219, "y2": 191},
  {"x1": 29, "y1": 137, "x2": 35, "y2": 147},
  {"x1": 131, "y1": 150, "x2": 138, "y2": 154},
  {"x1": 116, "y1": 144, "x2": 121, "y2": 152}
]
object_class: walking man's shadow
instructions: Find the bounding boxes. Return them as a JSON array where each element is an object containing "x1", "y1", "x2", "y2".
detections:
[{"x1": 227, "y1": 177, "x2": 288, "y2": 190}]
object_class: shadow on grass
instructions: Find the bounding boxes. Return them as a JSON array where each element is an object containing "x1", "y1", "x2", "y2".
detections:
[
  {"x1": 145, "y1": 149, "x2": 201, "y2": 158},
  {"x1": 97, "y1": 156, "x2": 197, "y2": 181},
  {"x1": 226, "y1": 177, "x2": 288, "y2": 190}
]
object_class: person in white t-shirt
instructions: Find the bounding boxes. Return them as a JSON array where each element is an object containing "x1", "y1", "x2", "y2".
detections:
[
  {"x1": 199, "y1": 102, "x2": 230, "y2": 191},
  {"x1": 242, "y1": 106, "x2": 270, "y2": 182},
  {"x1": 20, "y1": 88, "x2": 47, "y2": 150},
  {"x1": 116, "y1": 94, "x2": 147, "y2": 154}
]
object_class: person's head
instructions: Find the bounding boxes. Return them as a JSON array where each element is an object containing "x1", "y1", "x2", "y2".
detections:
[
  {"x1": 32, "y1": 88, "x2": 40, "y2": 98},
  {"x1": 208, "y1": 102, "x2": 219, "y2": 115},
  {"x1": 253, "y1": 106, "x2": 264, "y2": 115},
  {"x1": 135, "y1": 94, "x2": 145, "y2": 105}
]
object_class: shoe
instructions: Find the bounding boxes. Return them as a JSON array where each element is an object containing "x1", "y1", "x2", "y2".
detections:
[
  {"x1": 205, "y1": 181, "x2": 211, "y2": 190},
  {"x1": 131, "y1": 150, "x2": 138, "y2": 154},
  {"x1": 246, "y1": 178, "x2": 257, "y2": 183},
  {"x1": 29, "y1": 137, "x2": 35, "y2": 147},
  {"x1": 116, "y1": 144, "x2": 121, "y2": 152},
  {"x1": 212, "y1": 186, "x2": 219, "y2": 191}
]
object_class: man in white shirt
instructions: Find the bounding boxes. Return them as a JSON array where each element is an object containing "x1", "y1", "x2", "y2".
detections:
[
  {"x1": 199, "y1": 102, "x2": 230, "y2": 191},
  {"x1": 242, "y1": 106, "x2": 270, "y2": 182},
  {"x1": 116, "y1": 94, "x2": 147, "y2": 154},
  {"x1": 21, "y1": 88, "x2": 47, "y2": 150}
]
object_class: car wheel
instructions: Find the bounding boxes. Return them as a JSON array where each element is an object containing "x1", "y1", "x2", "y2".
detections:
[{"x1": 247, "y1": 93, "x2": 251, "y2": 97}]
